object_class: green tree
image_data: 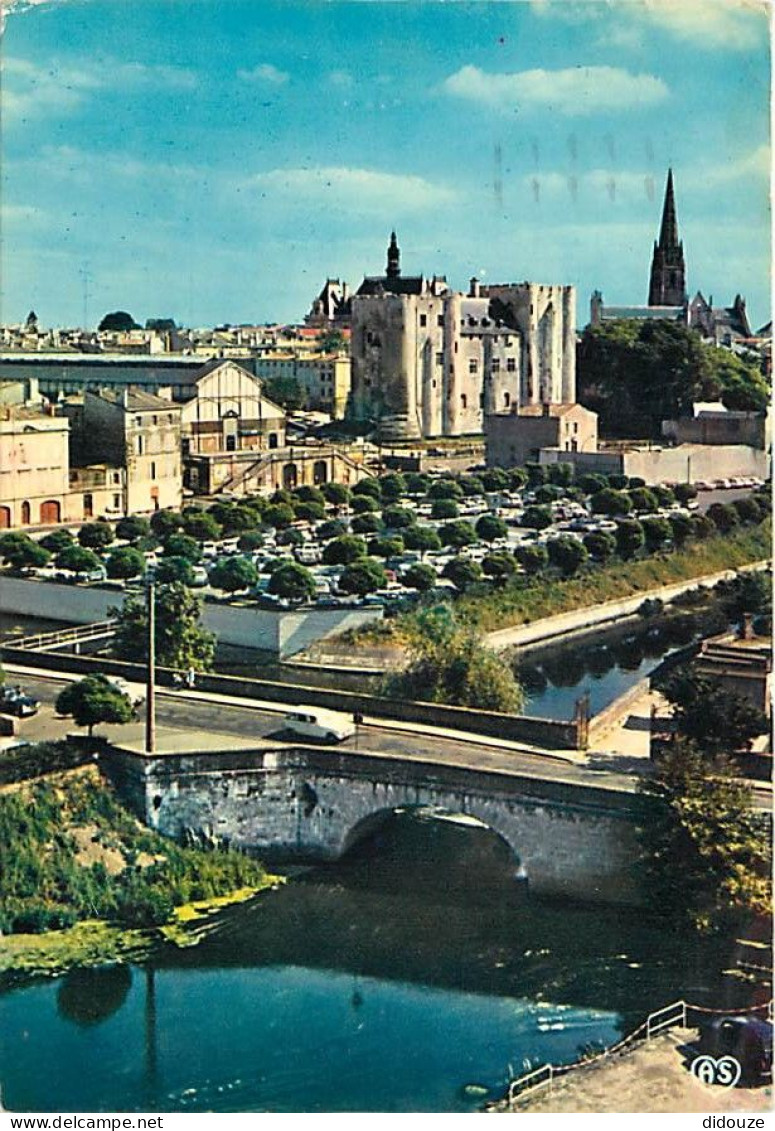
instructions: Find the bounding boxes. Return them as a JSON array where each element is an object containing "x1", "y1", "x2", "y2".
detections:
[
  {"x1": 351, "y1": 494, "x2": 379, "y2": 515},
  {"x1": 403, "y1": 562, "x2": 437, "y2": 592},
  {"x1": 237, "y1": 531, "x2": 265, "y2": 552},
  {"x1": 323, "y1": 535, "x2": 366, "y2": 565},
  {"x1": 637, "y1": 741, "x2": 771, "y2": 933},
  {"x1": 368, "y1": 535, "x2": 404, "y2": 558},
  {"x1": 351, "y1": 513, "x2": 383, "y2": 535},
  {"x1": 40, "y1": 529, "x2": 74, "y2": 553},
  {"x1": 352, "y1": 478, "x2": 382, "y2": 500},
  {"x1": 459, "y1": 475, "x2": 485, "y2": 497},
  {"x1": 381, "y1": 505, "x2": 415, "y2": 530},
  {"x1": 405, "y1": 473, "x2": 431, "y2": 496},
  {"x1": 535, "y1": 484, "x2": 562, "y2": 504},
  {"x1": 439, "y1": 520, "x2": 477, "y2": 549},
  {"x1": 154, "y1": 556, "x2": 194, "y2": 585},
  {"x1": 98, "y1": 311, "x2": 139, "y2": 331},
  {"x1": 116, "y1": 515, "x2": 151, "y2": 543},
  {"x1": 403, "y1": 526, "x2": 442, "y2": 553},
  {"x1": 78, "y1": 522, "x2": 114, "y2": 550},
  {"x1": 0, "y1": 536, "x2": 50, "y2": 571},
  {"x1": 293, "y1": 501, "x2": 325, "y2": 523},
  {"x1": 547, "y1": 535, "x2": 588, "y2": 577},
  {"x1": 732, "y1": 496, "x2": 763, "y2": 525},
  {"x1": 295, "y1": 485, "x2": 326, "y2": 506},
  {"x1": 182, "y1": 510, "x2": 221, "y2": 542},
  {"x1": 162, "y1": 533, "x2": 202, "y2": 563},
  {"x1": 582, "y1": 530, "x2": 616, "y2": 562},
  {"x1": 55, "y1": 545, "x2": 102, "y2": 575},
  {"x1": 515, "y1": 543, "x2": 549, "y2": 575},
  {"x1": 322, "y1": 482, "x2": 351, "y2": 506},
  {"x1": 55, "y1": 675, "x2": 133, "y2": 736},
  {"x1": 628, "y1": 487, "x2": 659, "y2": 514},
  {"x1": 428, "y1": 478, "x2": 463, "y2": 501},
  {"x1": 590, "y1": 488, "x2": 633, "y2": 517},
  {"x1": 707, "y1": 502, "x2": 739, "y2": 534},
  {"x1": 668, "y1": 512, "x2": 694, "y2": 548},
  {"x1": 262, "y1": 375, "x2": 307, "y2": 411},
  {"x1": 111, "y1": 582, "x2": 215, "y2": 670},
  {"x1": 653, "y1": 485, "x2": 676, "y2": 507},
  {"x1": 379, "y1": 472, "x2": 407, "y2": 501},
  {"x1": 267, "y1": 562, "x2": 315, "y2": 602},
  {"x1": 277, "y1": 527, "x2": 304, "y2": 547},
  {"x1": 546, "y1": 462, "x2": 574, "y2": 487},
  {"x1": 656, "y1": 669, "x2": 769, "y2": 756},
  {"x1": 443, "y1": 556, "x2": 483, "y2": 591},
  {"x1": 579, "y1": 473, "x2": 608, "y2": 495},
  {"x1": 431, "y1": 498, "x2": 459, "y2": 520},
  {"x1": 150, "y1": 509, "x2": 182, "y2": 538},
  {"x1": 641, "y1": 516, "x2": 672, "y2": 553},
  {"x1": 106, "y1": 547, "x2": 146, "y2": 580},
  {"x1": 481, "y1": 468, "x2": 509, "y2": 492},
  {"x1": 338, "y1": 557, "x2": 387, "y2": 596},
  {"x1": 385, "y1": 608, "x2": 524, "y2": 713},
  {"x1": 691, "y1": 513, "x2": 715, "y2": 540},
  {"x1": 521, "y1": 505, "x2": 552, "y2": 530},
  {"x1": 218, "y1": 505, "x2": 258, "y2": 535},
  {"x1": 482, "y1": 550, "x2": 517, "y2": 585},
  {"x1": 263, "y1": 504, "x2": 295, "y2": 530},
  {"x1": 615, "y1": 518, "x2": 645, "y2": 560},
  {"x1": 209, "y1": 557, "x2": 258, "y2": 593},
  {"x1": 507, "y1": 467, "x2": 528, "y2": 490},
  {"x1": 317, "y1": 519, "x2": 348, "y2": 541},
  {"x1": 317, "y1": 328, "x2": 346, "y2": 353},
  {"x1": 475, "y1": 514, "x2": 508, "y2": 543},
  {"x1": 674, "y1": 483, "x2": 698, "y2": 504}
]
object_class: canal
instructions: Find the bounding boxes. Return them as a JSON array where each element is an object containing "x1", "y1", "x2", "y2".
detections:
[{"x1": 0, "y1": 811, "x2": 764, "y2": 1113}]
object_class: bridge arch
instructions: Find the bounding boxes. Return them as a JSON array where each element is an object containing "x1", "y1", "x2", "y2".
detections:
[{"x1": 337, "y1": 802, "x2": 525, "y2": 876}]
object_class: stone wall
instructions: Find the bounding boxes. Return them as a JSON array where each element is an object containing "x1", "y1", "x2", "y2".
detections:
[{"x1": 104, "y1": 744, "x2": 646, "y2": 905}]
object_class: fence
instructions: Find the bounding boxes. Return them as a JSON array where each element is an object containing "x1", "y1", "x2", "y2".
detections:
[
  {"x1": 506, "y1": 998, "x2": 773, "y2": 1106},
  {"x1": 10, "y1": 621, "x2": 115, "y2": 653}
]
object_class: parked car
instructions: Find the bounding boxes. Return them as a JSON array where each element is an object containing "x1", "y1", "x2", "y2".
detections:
[
  {"x1": 0, "y1": 685, "x2": 40, "y2": 718},
  {"x1": 697, "y1": 1016, "x2": 773, "y2": 1085},
  {"x1": 282, "y1": 707, "x2": 356, "y2": 743}
]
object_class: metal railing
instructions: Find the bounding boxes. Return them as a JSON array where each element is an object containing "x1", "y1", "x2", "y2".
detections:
[
  {"x1": 9, "y1": 620, "x2": 115, "y2": 653},
  {"x1": 505, "y1": 998, "x2": 773, "y2": 1107}
]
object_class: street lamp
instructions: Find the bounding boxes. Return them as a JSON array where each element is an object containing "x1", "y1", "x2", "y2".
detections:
[{"x1": 145, "y1": 580, "x2": 156, "y2": 754}]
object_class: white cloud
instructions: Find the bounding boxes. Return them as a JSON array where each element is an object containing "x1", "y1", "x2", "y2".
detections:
[
  {"x1": 248, "y1": 166, "x2": 457, "y2": 211},
  {"x1": 443, "y1": 64, "x2": 669, "y2": 115},
  {"x1": 529, "y1": 0, "x2": 765, "y2": 50},
  {"x1": 237, "y1": 63, "x2": 289, "y2": 85},
  {"x1": 2, "y1": 54, "x2": 196, "y2": 121}
]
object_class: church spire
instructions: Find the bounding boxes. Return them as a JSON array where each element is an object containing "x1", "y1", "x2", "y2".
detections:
[
  {"x1": 658, "y1": 168, "x2": 679, "y2": 250},
  {"x1": 386, "y1": 231, "x2": 401, "y2": 279},
  {"x1": 648, "y1": 168, "x2": 686, "y2": 306}
]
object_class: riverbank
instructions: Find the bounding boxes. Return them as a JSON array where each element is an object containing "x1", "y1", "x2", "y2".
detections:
[
  {"x1": 0, "y1": 758, "x2": 281, "y2": 985},
  {"x1": 490, "y1": 1027, "x2": 772, "y2": 1113}
]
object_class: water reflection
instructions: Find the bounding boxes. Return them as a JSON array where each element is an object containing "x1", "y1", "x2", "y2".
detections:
[{"x1": 57, "y1": 965, "x2": 132, "y2": 1027}]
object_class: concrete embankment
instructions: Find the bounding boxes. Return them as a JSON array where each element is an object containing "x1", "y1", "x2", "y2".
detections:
[{"x1": 486, "y1": 561, "x2": 769, "y2": 654}]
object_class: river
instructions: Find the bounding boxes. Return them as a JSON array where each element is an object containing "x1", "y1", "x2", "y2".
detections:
[{"x1": 0, "y1": 811, "x2": 763, "y2": 1113}]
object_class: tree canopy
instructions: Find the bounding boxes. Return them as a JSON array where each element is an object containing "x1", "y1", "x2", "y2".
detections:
[
  {"x1": 55, "y1": 675, "x2": 133, "y2": 736},
  {"x1": 98, "y1": 311, "x2": 140, "y2": 332},
  {"x1": 111, "y1": 582, "x2": 215, "y2": 671}
]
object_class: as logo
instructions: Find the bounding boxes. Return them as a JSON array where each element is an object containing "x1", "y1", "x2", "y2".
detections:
[{"x1": 690, "y1": 1055, "x2": 742, "y2": 1088}]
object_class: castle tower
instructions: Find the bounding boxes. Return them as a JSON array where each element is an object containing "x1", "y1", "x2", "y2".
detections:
[
  {"x1": 648, "y1": 169, "x2": 686, "y2": 306},
  {"x1": 386, "y1": 231, "x2": 401, "y2": 279}
]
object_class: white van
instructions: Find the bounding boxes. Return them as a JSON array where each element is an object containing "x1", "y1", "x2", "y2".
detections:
[{"x1": 283, "y1": 707, "x2": 356, "y2": 743}]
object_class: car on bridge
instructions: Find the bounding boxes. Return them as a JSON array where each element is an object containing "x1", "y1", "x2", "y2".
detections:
[{"x1": 283, "y1": 707, "x2": 356, "y2": 743}]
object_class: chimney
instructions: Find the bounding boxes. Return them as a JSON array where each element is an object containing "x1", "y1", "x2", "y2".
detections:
[
  {"x1": 469, "y1": 277, "x2": 481, "y2": 298},
  {"x1": 740, "y1": 612, "x2": 754, "y2": 641}
]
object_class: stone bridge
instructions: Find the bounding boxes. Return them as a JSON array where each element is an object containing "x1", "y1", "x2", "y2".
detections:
[{"x1": 105, "y1": 744, "x2": 650, "y2": 906}]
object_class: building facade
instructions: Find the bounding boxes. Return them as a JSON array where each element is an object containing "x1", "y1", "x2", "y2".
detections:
[
  {"x1": 350, "y1": 235, "x2": 576, "y2": 441},
  {"x1": 485, "y1": 403, "x2": 598, "y2": 469},
  {"x1": 0, "y1": 409, "x2": 71, "y2": 529}
]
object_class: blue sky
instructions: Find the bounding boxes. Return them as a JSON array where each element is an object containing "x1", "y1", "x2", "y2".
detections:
[{"x1": 1, "y1": 0, "x2": 770, "y2": 330}]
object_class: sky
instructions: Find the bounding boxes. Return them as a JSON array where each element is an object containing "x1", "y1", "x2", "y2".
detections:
[{"x1": 0, "y1": 0, "x2": 771, "y2": 330}]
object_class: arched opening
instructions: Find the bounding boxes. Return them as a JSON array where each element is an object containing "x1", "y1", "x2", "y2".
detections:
[
  {"x1": 40, "y1": 500, "x2": 61, "y2": 525},
  {"x1": 0, "y1": 506, "x2": 11, "y2": 529},
  {"x1": 313, "y1": 460, "x2": 328, "y2": 485},
  {"x1": 268, "y1": 432, "x2": 279, "y2": 450},
  {"x1": 337, "y1": 805, "x2": 526, "y2": 904},
  {"x1": 283, "y1": 463, "x2": 298, "y2": 490},
  {"x1": 20, "y1": 500, "x2": 31, "y2": 525}
]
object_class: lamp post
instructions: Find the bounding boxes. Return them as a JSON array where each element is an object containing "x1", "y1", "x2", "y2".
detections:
[{"x1": 145, "y1": 580, "x2": 156, "y2": 754}]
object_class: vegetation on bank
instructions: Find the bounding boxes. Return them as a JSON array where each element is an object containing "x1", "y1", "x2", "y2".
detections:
[
  {"x1": 455, "y1": 520, "x2": 770, "y2": 634},
  {"x1": 0, "y1": 764, "x2": 271, "y2": 936}
]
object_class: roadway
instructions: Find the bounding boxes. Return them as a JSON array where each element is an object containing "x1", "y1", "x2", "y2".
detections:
[{"x1": 4, "y1": 666, "x2": 772, "y2": 811}]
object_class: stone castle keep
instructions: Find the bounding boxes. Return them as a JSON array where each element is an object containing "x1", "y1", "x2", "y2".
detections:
[{"x1": 349, "y1": 234, "x2": 576, "y2": 440}]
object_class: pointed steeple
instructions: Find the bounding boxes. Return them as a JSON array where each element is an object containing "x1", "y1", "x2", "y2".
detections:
[
  {"x1": 658, "y1": 168, "x2": 679, "y2": 250},
  {"x1": 648, "y1": 169, "x2": 686, "y2": 306},
  {"x1": 386, "y1": 231, "x2": 401, "y2": 279}
]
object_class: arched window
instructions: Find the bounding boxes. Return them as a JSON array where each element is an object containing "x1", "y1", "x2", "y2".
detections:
[{"x1": 20, "y1": 501, "x2": 31, "y2": 525}]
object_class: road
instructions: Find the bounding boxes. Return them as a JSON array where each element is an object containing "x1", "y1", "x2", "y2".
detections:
[{"x1": 5, "y1": 668, "x2": 772, "y2": 811}]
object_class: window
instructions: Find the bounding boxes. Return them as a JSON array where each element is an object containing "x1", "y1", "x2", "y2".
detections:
[
  {"x1": 113, "y1": 494, "x2": 121, "y2": 508},
  {"x1": 504, "y1": 392, "x2": 511, "y2": 408},
  {"x1": 492, "y1": 358, "x2": 500, "y2": 372},
  {"x1": 419, "y1": 314, "x2": 427, "y2": 327},
  {"x1": 468, "y1": 359, "x2": 478, "y2": 374},
  {"x1": 113, "y1": 471, "x2": 121, "y2": 484},
  {"x1": 437, "y1": 315, "x2": 444, "y2": 327},
  {"x1": 152, "y1": 415, "x2": 158, "y2": 425},
  {"x1": 461, "y1": 394, "x2": 468, "y2": 409},
  {"x1": 507, "y1": 358, "x2": 516, "y2": 372},
  {"x1": 136, "y1": 417, "x2": 142, "y2": 427},
  {"x1": 150, "y1": 461, "x2": 156, "y2": 479},
  {"x1": 137, "y1": 435, "x2": 144, "y2": 455},
  {"x1": 436, "y1": 352, "x2": 444, "y2": 366}
]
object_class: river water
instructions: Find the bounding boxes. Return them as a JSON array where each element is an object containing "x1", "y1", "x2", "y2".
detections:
[{"x1": 0, "y1": 812, "x2": 763, "y2": 1114}]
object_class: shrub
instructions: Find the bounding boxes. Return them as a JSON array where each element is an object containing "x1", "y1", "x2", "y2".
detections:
[
  {"x1": 78, "y1": 522, "x2": 114, "y2": 550},
  {"x1": 431, "y1": 498, "x2": 459, "y2": 520},
  {"x1": 322, "y1": 535, "x2": 367, "y2": 565},
  {"x1": 443, "y1": 557, "x2": 483, "y2": 591},
  {"x1": 475, "y1": 514, "x2": 508, "y2": 542},
  {"x1": 439, "y1": 520, "x2": 477, "y2": 548}
]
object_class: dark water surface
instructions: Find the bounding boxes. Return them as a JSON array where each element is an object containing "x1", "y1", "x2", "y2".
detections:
[{"x1": 0, "y1": 813, "x2": 763, "y2": 1113}]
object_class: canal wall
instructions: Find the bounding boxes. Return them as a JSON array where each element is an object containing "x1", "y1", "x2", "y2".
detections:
[
  {"x1": 0, "y1": 574, "x2": 381, "y2": 658},
  {"x1": 103, "y1": 744, "x2": 648, "y2": 906}
]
